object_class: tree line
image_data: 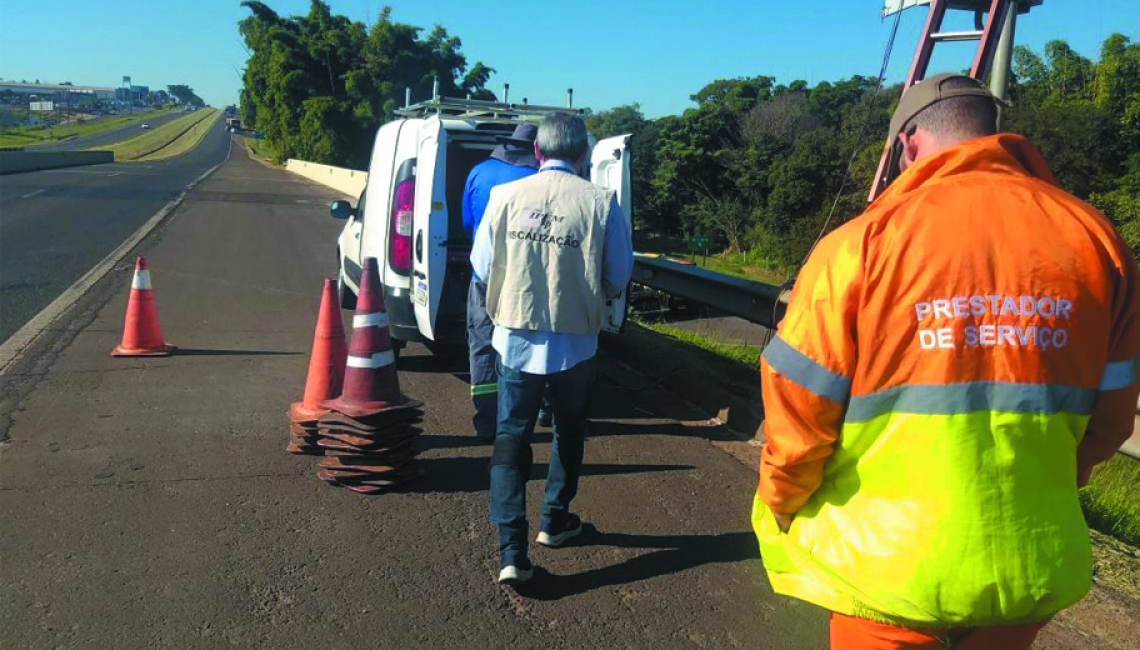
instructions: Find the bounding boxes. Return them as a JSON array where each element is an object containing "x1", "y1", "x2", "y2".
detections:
[
  {"x1": 586, "y1": 33, "x2": 1139, "y2": 269},
  {"x1": 238, "y1": 0, "x2": 494, "y2": 167},
  {"x1": 236, "y1": 3, "x2": 1138, "y2": 267}
]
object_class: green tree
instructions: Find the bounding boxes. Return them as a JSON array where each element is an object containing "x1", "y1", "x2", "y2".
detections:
[
  {"x1": 238, "y1": 1, "x2": 497, "y2": 167},
  {"x1": 167, "y1": 84, "x2": 205, "y2": 107},
  {"x1": 585, "y1": 104, "x2": 658, "y2": 227}
]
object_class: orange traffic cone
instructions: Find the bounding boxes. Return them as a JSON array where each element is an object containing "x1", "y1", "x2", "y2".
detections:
[
  {"x1": 321, "y1": 257, "x2": 421, "y2": 418},
  {"x1": 287, "y1": 279, "x2": 348, "y2": 424},
  {"x1": 111, "y1": 256, "x2": 174, "y2": 357}
]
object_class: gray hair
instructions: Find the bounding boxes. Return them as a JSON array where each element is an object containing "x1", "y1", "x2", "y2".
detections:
[{"x1": 537, "y1": 113, "x2": 589, "y2": 162}]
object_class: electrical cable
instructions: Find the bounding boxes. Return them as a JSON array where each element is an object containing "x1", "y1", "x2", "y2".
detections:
[{"x1": 761, "y1": 6, "x2": 902, "y2": 348}]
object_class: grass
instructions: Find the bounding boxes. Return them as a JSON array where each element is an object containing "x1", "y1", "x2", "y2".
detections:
[
  {"x1": 92, "y1": 108, "x2": 220, "y2": 161},
  {"x1": 634, "y1": 231, "x2": 787, "y2": 285},
  {"x1": 243, "y1": 135, "x2": 279, "y2": 165},
  {"x1": 0, "y1": 108, "x2": 173, "y2": 148},
  {"x1": 134, "y1": 109, "x2": 221, "y2": 162},
  {"x1": 632, "y1": 317, "x2": 761, "y2": 370},
  {"x1": 1081, "y1": 453, "x2": 1140, "y2": 547}
]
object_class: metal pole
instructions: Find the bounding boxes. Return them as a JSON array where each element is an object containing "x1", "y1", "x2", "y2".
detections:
[
  {"x1": 989, "y1": 0, "x2": 1017, "y2": 131},
  {"x1": 432, "y1": 77, "x2": 439, "y2": 101},
  {"x1": 503, "y1": 83, "x2": 510, "y2": 104},
  {"x1": 405, "y1": 87, "x2": 411, "y2": 108},
  {"x1": 567, "y1": 88, "x2": 573, "y2": 109}
]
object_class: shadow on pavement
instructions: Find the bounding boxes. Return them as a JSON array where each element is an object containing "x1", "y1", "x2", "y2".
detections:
[
  {"x1": 397, "y1": 351, "x2": 468, "y2": 374},
  {"x1": 403, "y1": 456, "x2": 694, "y2": 494},
  {"x1": 514, "y1": 525, "x2": 760, "y2": 600},
  {"x1": 419, "y1": 419, "x2": 731, "y2": 451},
  {"x1": 586, "y1": 419, "x2": 737, "y2": 441},
  {"x1": 173, "y1": 348, "x2": 302, "y2": 357}
]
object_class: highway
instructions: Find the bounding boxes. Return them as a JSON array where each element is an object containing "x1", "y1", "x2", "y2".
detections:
[
  {"x1": 0, "y1": 138, "x2": 1131, "y2": 649},
  {"x1": 0, "y1": 117, "x2": 229, "y2": 342},
  {"x1": 0, "y1": 140, "x2": 830, "y2": 649},
  {"x1": 32, "y1": 109, "x2": 188, "y2": 152}
]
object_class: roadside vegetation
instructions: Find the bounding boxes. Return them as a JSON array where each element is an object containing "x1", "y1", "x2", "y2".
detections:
[
  {"x1": 236, "y1": 1, "x2": 496, "y2": 166},
  {"x1": 0, "y1": 108, "x2": 173, "y2": 148},
  {"x1": 242, "y1": 135, "x2": 279, "y2": 165},
  {"x1": 92, "y1": 108, "x2": 220, "y2": 161},
  {"x1": 583, "y1": 35, "x2": 1140, "y2": 273},
  {"x1": 1081, "y1": 453, "x2": 1140, "y2": 547}
]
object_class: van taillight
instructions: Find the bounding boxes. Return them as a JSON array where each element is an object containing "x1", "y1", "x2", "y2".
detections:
[{"x1": 389, "y1": 161, "x2": 415, "y2": 274}]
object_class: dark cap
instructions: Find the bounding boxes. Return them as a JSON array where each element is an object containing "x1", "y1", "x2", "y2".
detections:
[
  {"x1": 490, "y1": 123, "x2": 538, "y2": 168},
  {"x1": 887, "y1": 73, "x2": 1008, "y2": 137},
  {"x1": 495, "y1": 123, "x2": 538, "y2": 149}
]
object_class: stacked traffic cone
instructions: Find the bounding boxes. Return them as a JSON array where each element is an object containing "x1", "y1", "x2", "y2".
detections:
[
  {"x1": 286, "y1": 279, "x2": 348, "y2": 455},
  {"x1": 316, "y1": 257, "x2": 425, "y2": 494},
  {"x1": 112, "y1": 256, "x2": 174, "y2": 357}
]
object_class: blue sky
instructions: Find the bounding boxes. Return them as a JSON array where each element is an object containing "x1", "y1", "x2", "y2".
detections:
[{"x1": 0, "y1": 1, "x2": 1135, "y2": 117}]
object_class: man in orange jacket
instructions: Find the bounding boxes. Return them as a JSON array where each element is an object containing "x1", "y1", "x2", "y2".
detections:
[{"x1": 755, "y1": 73, "x2": 1140, "y2": 650}]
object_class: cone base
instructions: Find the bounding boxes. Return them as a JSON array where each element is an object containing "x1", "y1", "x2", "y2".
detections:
[
  {"x1": 319, "y1": 396, "x2": 424, "y2": 419},
  {"x1": 286, "y1": 442, "x2": 324, "y2": 456},
  {"x1": 287, "y1": 402, "x2": 329, "y2": 424},
  {"x1": 111, "y1": 343, "x2": 175, "y2": 357}
]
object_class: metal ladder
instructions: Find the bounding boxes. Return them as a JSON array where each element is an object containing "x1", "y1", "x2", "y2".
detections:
[{"x1": 868, "y1": 0, "x2": 1040, "y2": 200}]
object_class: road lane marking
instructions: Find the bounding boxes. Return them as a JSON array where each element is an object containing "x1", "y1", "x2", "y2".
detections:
[
  {"x1": 44, "y1": 169, "x2": 127, "y2": 176},
  {"x1": 0, "y1": 154, "x2": 229, "y2": 374},
  {"x1": 20, "y1": 189, "x2": 45, "y2": 199}
]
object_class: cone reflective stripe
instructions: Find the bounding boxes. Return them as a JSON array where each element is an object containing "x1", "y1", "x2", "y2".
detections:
[
  {"x1": 288, "y1": 279, "x2": 349, "y2": 423},
  {"x1": 321, "y1": 257, "x2": 421, "y2": 417},
  {"x1": 111, "y1": 256, "x2": 174, "y2": 357},
  {"x1": 346, "y1": 350, "x2": 396, "y2": 369},
  {"x1": 132, "y1": 270, "x2": 152, "y2": 290},
  {"x1": 353, "y1": 312, "x2": 389, "y2": 329}
]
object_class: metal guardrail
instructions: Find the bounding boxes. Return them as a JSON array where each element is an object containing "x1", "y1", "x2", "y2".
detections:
[
  {"x1": 631, "y1": 253, "x2": 787, "y2": 328},
  {"x1": 630, "y1": 252, "x2": 1139, "y2": 461}
]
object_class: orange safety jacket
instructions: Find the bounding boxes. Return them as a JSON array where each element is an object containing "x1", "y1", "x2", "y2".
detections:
[{"x1": 753, "y1": 134, "x2": 1140, "y2": 627}]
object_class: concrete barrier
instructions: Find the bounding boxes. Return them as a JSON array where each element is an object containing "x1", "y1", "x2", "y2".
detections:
[
  {"x1": 285, "y1": 159, "x2": 367, "y2": 197},
  {"x1": 0, "y1": 150, "x2": 114, "y2": 175}
]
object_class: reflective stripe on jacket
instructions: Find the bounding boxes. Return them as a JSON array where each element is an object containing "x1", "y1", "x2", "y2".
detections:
[{"x1": 753, "y1": 134, "x2": 1140, "y2": 627}]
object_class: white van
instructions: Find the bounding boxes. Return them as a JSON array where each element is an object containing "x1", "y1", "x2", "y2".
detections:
[{"x1": 331, "y1": 97, "x2": 631, "y2": 350}]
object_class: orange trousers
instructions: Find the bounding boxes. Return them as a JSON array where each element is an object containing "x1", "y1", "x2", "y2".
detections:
[{"x1": 830, "y1": 613, "x2": 1049, "y2": 650}]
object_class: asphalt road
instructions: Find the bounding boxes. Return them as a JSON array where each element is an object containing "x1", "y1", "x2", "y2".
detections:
[
  {"x1": 0, "y1": 142, "x2": 832, "y2": 649},
  {"x1": 0, "y1": 118, "x2": 230, "y2": 343},
  {"x1": 32, "y1": 110, "x2": 188, "y2": 152},
  {"x1": 0, "y1": 142, "x2": 1129, "y2": 649}
]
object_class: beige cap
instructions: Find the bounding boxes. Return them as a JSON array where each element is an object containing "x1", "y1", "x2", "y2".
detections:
[{"x1": 887, "y1": 73, "x2": 1008, "y2": 137}]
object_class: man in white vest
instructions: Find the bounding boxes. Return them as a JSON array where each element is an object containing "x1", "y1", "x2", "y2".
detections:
[{"x1": 471, "y1": 113, "x2": 634, "y2": 586}]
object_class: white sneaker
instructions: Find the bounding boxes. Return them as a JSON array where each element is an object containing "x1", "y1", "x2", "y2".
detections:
[
  {"x1": 535, "y1": 514, "x2": 583, "y2": 548},
  {"x1": 498, "y1": 562, "x2": 533, "y2": 586}
]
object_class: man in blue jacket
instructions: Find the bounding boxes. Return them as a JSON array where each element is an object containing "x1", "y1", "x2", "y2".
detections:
[{"x1": 463, "y1": 124, "x2": 539, "y2": 439}]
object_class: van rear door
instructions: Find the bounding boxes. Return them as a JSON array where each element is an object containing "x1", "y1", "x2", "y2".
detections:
[
  {"x1": 591, "y1": 134, "x2": 632, "y2": 333},
  {"x1": 411, "y1": 116, "x2": 448, "y2": 340}
]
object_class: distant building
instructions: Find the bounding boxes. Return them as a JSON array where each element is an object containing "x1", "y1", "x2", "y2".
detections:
[{"x1": 0, "y1": 80, "x2": 116, "y2": 102}]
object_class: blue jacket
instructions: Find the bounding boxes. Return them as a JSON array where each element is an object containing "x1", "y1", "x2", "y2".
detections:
[{"x1": 462, "y1": 158, "x2": 537, "y2": 239}]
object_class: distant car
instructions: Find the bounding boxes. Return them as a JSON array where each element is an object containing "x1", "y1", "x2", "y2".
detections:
[{"x1": 141, "y1": 123, "x2": 150, "y2": 130}]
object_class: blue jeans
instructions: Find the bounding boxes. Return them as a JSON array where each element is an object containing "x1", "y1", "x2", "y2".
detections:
[
  {"x1": 489, "y1": 357, "x2": 594, "y2": 565},
  {"x1": 466, "y1": 279, "x2": 497, "y2": 438}
]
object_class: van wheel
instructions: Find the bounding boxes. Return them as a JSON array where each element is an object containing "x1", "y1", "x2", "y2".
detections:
[{"x1": 338, "y1": 269, "x2": 357, "y2": 310}]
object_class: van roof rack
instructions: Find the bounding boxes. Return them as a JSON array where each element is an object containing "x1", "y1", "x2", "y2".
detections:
[{"x1": 394, "y1": 96, "x2": 585, "y2": 121}]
